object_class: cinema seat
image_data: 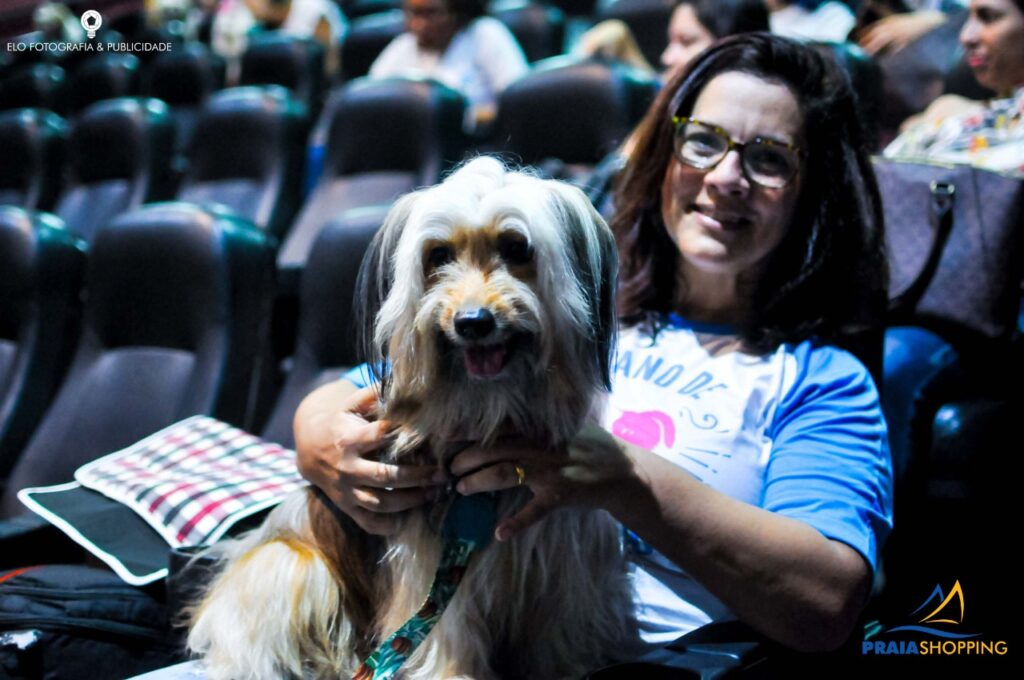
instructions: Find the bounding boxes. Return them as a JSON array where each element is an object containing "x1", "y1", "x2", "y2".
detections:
[
  {"x1": 277, "y1": 77, "x2": 467, "y2": 270},
  {"x1": 66, "y1": 52, "x2": 141, "y2": 113},
  {"x1": 0, "y1": 202, "x2": 274, "y2": 519},
  {"x1": 261, "y1": 214, "x2": 380, "y2": 446},
  {"x1": 0, "y1": 64, "x2": 67, "y2": 113},
  {"x1": 494, "y1": 56, "x2": 657, "y2": 179},
  {"x1": 239, "y1": 34, "x2": 325, "y2": 113},
  {"x1": 54, "y1": 98, "x2": 175, "y2": 243},
  {"x1": 0, "y1": 208, "x2": 84, "y2": 486},
  {"x1": 177, "y1": 86, "x2": 307, "y2": 237},
  {"x1": 0, "y1": 108, "x2": 66, "y2": 211}
]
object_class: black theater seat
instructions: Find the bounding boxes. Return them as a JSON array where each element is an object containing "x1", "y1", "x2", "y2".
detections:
[
  {"x1": 494, "y1": 56, "x2": 658, "y2": 179},
  {"x1": 0, "y1": 202, "x2": 275, "y2": 519},
  {"x1": 178, "y1": 86, "x2": 307, "y2": 237},
  {"x1": 340, "y1": 10, "x2": 405, "y2": 82},
  {"x1": 145, "y1": 43, "x2": 226, "y2": 158},
  {"x1": 66, "y1": 52, "x2": 141, "y2": 113},
  {"x1": 0, "y1": 208, "x2": 84, "y2": 487},
  {"x1": 277, "y1": 77, "x2": 468, "y2": 270},
  {"x1": 261, "y1": 214, "x2": 381, "y2": 446},
  {"x1": 55, "y1": 98, "x2": 175, "y2": 244},
  {"x1": 240, "y1": 34, "x2": 325, "y2": 113},
  {"x1": 0, "y1": 64, "x2": 67, "y2": 113},
  {"x1": 596, "y1": 0, "x2": 676, "y2": 69},
  {"x1": 0, "y1": 109, "x2": 66, "y2": 210},
  {"x1": 490, "y1": 0, "x2": 566, "y2": 63}
]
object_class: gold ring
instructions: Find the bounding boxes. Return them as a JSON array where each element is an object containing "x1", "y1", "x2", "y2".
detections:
[{"x1": 513, "y1": 463, "x2": 526, "y2": 487}]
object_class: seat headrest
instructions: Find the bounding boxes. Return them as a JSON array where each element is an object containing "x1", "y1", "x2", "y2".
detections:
[
  {"x1": 87, "y1": 202, "x2": 263, "y2": 351},
  {"x1": 67, "y1": 98, "x2": 173, "y2": 183},
  {"x1": 0, "y1": 63, "x2": 66, "y2": 111},
  {"x1": 340, "y1": 10, "x2": 406, "y2": 81},
  {"x1": 0, "y1": 109, "x2": 67, "y2": 189},
  {"x1": 496, "y1": 57, "x2": 657, "y2": 166},
  {"x1": 146, "y1": 43, "x2": 226, "y2": 106},
  {"x1": 69, "y1": 52, "x2": 140, "y2": 111},
  {"x1": 186, "y1": 85, "x2": 307, "y2": 181},
  {"x1": 322, "y1": 77, "x2": 467, "y2": 177},
  {"x1": 489, "y1": 0, "x2": 566, "y2": 63},
  {"x1": 240, "y1": 34, "x2": 324, "y2": 101},
  {"x1": 0, "y1": 207, "x2": 73, "y2": 340}
]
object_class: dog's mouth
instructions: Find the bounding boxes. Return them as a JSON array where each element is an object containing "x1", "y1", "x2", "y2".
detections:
[
  {"x1": 464, "y1": 343, "x2": 509, "y2": 377},
  {"x1": 445, "y1": 332, "x2": 532, "y2": 379}
]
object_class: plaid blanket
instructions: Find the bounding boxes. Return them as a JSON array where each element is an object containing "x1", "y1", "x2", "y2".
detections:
[
  {"x1": 18, "y1": 416, "x2": 306, "y2": 584},
  {"x1": 75, "y1": 416, "x2": 306, "y2": 547}
]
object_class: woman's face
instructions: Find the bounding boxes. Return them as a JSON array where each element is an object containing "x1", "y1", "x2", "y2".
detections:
[
  {"x1": 404, "y1": 0, "x2": 459, "y2": 51},
  {"x1": 960, "y1": 0, "x2": 1024, "y2": 93},
  {"x1": 661, "y1": 4, "x2": 716, "y2": 74},
  {"x1": 661, "y1": 71, "x2": 804, "y2": 282}
]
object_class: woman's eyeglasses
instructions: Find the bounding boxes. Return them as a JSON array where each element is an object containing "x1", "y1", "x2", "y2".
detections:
[{"x1": 671, "y1": 117, "x2": 802, "y2": 189}]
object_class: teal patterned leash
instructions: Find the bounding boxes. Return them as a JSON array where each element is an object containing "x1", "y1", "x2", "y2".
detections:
[{"x1": 353, "y1": 493, "x2": 498, "y2": 680}]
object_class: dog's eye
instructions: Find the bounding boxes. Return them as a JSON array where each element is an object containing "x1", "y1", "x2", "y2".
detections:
[
  {"x1": 426, "y1": 245, "x2": 454, "y2": 270},
  {"x1": 498, "y1": 237, "x2": 533, "y2": 265}
]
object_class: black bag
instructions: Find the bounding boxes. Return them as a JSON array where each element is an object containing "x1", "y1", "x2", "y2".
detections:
[
  {"x1": 0, "y1": 565, "x2": 186, "y2": 679},
  {"x1": 875, "y1": 159, "x2": 1024, "y2": 342}
]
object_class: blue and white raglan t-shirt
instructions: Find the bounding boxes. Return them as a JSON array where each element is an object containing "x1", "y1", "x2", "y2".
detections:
[
  {"x1": 340, "y1": 314, "x2": 894, "y2": 645},
  {"x1": 609, "y1": 315, "x2": 893, "y2": 644}
]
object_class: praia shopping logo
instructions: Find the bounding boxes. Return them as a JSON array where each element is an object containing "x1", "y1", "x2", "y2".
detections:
[{"x1": 863, "y1": 580, "x2": 1008, "y2": 657}]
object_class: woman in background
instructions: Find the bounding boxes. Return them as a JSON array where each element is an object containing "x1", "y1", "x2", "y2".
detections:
[
  {"x1": 369, "y1": 0, "x2": 528, "y2": 131},
  {"x1": 884, "y1": 0, "x2": 1024, "y2": 176}
]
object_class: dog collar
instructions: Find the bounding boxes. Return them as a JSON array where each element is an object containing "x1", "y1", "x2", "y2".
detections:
[{"x1": 352, "y1": 493, "x2": 498, "y2": 680}]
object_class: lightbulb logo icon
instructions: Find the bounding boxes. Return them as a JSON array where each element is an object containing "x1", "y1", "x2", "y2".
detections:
[{"x1": 81, "y1": 10, "x2": 102, "y2": 39}]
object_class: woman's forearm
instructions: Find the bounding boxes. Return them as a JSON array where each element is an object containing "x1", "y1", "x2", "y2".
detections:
[{"x1": 610, "y1": 441, "x2": 871, "y2": 652}]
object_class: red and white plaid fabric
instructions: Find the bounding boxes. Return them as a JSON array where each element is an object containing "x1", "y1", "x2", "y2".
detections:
[{"x1": 75, "y1": 416, "x2": 306, "y2": 547}]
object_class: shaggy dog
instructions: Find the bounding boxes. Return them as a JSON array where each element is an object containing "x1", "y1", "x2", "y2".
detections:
[{"x1": 188, "y1": 158, "x2": 637, "y2": 679}]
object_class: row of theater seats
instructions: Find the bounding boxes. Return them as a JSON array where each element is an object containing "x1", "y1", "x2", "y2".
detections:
[
  {"x1": 0, "y1": 202, "x2": 374, "y2": 523},
  {"x1": 0, "y1": 59, "x2": 659, "y2": 264}
]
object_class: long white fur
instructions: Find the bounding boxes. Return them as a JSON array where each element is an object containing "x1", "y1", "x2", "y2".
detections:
[{"x1": 188, "y1": 157, "x2": 637, "y2": 679}]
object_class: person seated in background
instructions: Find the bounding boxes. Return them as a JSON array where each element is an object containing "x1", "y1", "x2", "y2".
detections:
[
  {"x1": 855, "y1": 0, "x2": 965, "y2": 56},
  {"x1": 575, "y1": 0, "x2": 770, "y2": 77},
  {"x1": 369, "y1": 0, "x2": 529, "y2": 132},
  {"x1": 766, "y1": 0, "x2": 857, "y2": 42},
  {"x1": 245, "y1": 0, "x2": 348, "y2": 77},
  {"x1": 884, "y1": 0, "x2": 1024, "y2": 176},
  {"x1": 295, "y1": 34, "x2": 893, "y2": 656}
]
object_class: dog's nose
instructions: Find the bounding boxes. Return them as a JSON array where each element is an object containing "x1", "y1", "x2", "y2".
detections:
[{"x1": 454, "y1": 308, "x2": 496, "y2": 340}]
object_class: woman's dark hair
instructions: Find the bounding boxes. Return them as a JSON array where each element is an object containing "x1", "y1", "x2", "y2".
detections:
[
  {"x1": 613, "y1": 33, "x2": 887, "y2": 353},
  {"x1": 445, "y1": 0, "x2": 487, "y2": 25},
  {"x1": 682, "y1": 0, "x2": 770, "y2": 39}
]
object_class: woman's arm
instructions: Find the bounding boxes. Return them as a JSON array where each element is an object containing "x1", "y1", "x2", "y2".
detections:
[
  {"x1": 613, "y1": 436, "x2": 871, "y2": 653},
  {"x1": 452, "y1": 431, "x2": 870, "y2": 652},
  {"x1": 294, "y1": 381, "x2": 443, "y2": 535}
]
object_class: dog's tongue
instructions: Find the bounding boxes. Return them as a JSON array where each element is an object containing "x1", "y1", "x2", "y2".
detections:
[{"x1": 464, "y1": 345, "x2": 507, "y2": 377}]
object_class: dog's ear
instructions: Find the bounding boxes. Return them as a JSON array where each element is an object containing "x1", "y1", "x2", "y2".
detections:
[
  {"x1": 551, "y1": 185, "x2": 619, "y2": 390},
  {"x1": 355, "y1": 190, "x2": 421, "y2": 388}
]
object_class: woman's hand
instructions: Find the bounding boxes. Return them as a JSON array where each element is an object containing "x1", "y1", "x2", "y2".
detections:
[
  {"x1": 450, "y1": 425, "x2": 639, "y2": 541},
  {"x1": 857, "y1": 10, "x2": 946, "y2": 56},
  {"x1": 294, "y1": 381, "x2": 444, "y2": 535}
]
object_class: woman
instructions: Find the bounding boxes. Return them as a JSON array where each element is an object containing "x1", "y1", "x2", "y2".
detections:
[
  {"x1": 297, "y1": 34, "x2": 893, "y2": 654},
  {"x1": 369, "y1": 0, "x2": 528, "y2": 131},
  {"x1": 884, "y1": 0, "x2": 1024, "y2": 176},
  {"x1": 766, "y1": 0, "x2": 857, "y2": 42},
  {"x1": 575, "y1": 0, "x2": 770, "y2": 77}
]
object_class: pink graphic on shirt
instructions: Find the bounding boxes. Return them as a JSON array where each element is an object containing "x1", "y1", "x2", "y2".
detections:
[{"x1": 612, "y1": 410, "x2": 676, "y2": 450}]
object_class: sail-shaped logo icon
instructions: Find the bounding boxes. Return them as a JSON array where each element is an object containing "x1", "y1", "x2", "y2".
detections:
[{"x1": 887, "y1": 580, "x2": 980, "y2": 639}]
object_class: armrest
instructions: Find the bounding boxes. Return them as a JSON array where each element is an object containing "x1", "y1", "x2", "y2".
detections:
[{"x1": 0, "y1": 513, "x2": 85, "y2": 570}]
